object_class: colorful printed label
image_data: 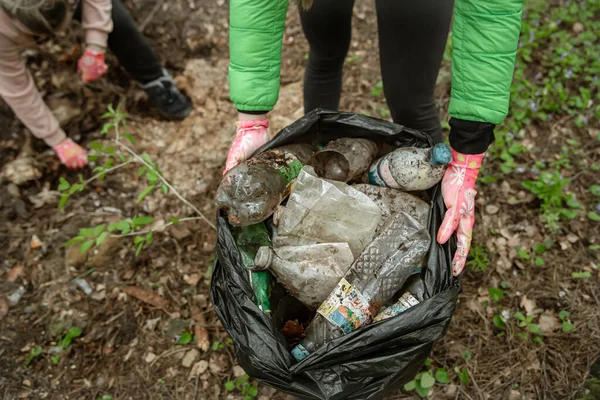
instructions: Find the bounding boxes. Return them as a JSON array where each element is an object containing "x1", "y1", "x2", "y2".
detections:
[
  {"x1": 368, "y1": 156, "x2": 398, "y2": 188},
  {"x1": 317, "y1": 279, "x2": 371, "y2": 334},
  {"x1": 291, "y1": 344, "x2": 311, "y2": 361},
  {"x1": 276, "y1": 158, "x2": 303, "y2": 185},
  {"x1": 373, "y1": 292, "x2": 420, "y2": 322}
]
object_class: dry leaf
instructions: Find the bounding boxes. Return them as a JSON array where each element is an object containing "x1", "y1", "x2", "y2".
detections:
[
  {"x1": 122, "y1": 286, "x2": 167, "y2": 308},
  {"x1": 5, "y1": 265, "x2": 24, "y2": 282},
  {"x1": 209, "y1": 353, "x2": 229, "y2": 374},
  {"x1": 233, "y1": 365, "x2": 246, "y2": 378},
  {"x1": 28, "y1": 185, "x2": 60, "y2": 209},
  {"x1": 182, "y1": 349, "x2": 199, "y2": 368},
  {"x1": 508, "y1": 389, "x2": 521, "y2": 400},
  {"x1": 520, "y1": 295, "x2": 536, "y2": 316},
  {"x1": 189, "y1": 360, "x2": 209, "y2": 379},
  {"x1": 194, "y1": 325, "x2": 210, "y2": 352},
  {"x1": 145, "y1": 352, "x2": 157, "y2": 364},
  {"x1": 2, "y1": 157, "x2": 41, "y2": 185},
  {"x1": 538, "y1": 314, "x2": 559, "y2": 334}
]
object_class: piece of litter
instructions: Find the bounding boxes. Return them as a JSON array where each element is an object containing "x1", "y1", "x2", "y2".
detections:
[
  {"x1": 7, "y1": 286, "x2": 26, "y2": 305},
  {"x1": 74, "y1": 279, "x2": 93, "y2": 296}
]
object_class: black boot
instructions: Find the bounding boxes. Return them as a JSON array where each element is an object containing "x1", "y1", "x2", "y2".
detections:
[{"x1": 141, "y1": 69, "x2": 193, "y2": 121}]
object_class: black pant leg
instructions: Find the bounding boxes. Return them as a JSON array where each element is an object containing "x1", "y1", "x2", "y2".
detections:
[
  {"x1": 375, "y1": 0, "x2": 454, "y2": 143},
  {"x1": 299, "y1": 0, "x2": 355, "y2": 113}
]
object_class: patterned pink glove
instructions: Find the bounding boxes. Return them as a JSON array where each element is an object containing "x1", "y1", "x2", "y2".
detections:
[
  {"x1": 52, "y1": 138, "x2": 88, "y2": 170},
  {"x1": 77, "y1": 48, "x2": 108, "y2": 83},
  {"x1": 223, "y1": 120, "x2": 270, "y2": 174},
  {"x1": 437, "y1": 149, "x2": 484, "y2": 276}
]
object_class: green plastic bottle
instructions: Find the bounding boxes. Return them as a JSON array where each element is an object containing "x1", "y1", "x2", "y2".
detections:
[{"x1": 232, "y1": 223, "x2": 273, "y2": 312}]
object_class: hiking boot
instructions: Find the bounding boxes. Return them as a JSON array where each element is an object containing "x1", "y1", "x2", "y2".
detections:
[{"x1": 141, "y1": 69, "x2": 192, "y2": 121}]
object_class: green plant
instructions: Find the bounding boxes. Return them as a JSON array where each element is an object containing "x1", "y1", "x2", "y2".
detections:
[
  {"x1": 572, "y1": 271, "x2": 591, "y2": 279},
  {"x1": 488, "y1": 287, "x2": 505, "y2": 302},
  {"x1": 371, "y1": 80, "x2": 383, "y2": 97},
  {"x1": 58, "y1": 104, "x2": 215, "y2": 256},
  {"x1": 522, "y1": 170, "x2": 582, "y2": 231},
  {"x1": 225, "y1": 375, "x2": 259, "y2": 400},
  {"x1": 177, "y1": 332, "x2": 193, "y2": 345},
  {"x1": 212, "y1": 341, "x2": 225, "y2": 351},
  {"x1": 559, "y1": 310, "x2": 575, "y2": 333},
  {"x1": 513, "y1": 312, "x2": 543, "y2": 343},
  {"x1": 466, "y1": 244, "x2": 490, "y2": 272},
  {"x1": 24, "y1": 346, "x2": 43, "y2": 367},
  {"x1": 96, "y1": 396, "x2": 113, "y2": 400}
]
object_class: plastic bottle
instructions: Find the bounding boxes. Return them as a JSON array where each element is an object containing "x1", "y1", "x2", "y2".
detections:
[
  {"x1": 273, "y1": 166, "x2": 382, "y2": 257},
  {"x1": 368, "y1": 143, "x2": 452, "y2": 191},
  {"x1": 290, "y1": 211, "x2": 430, "y2": 361},
  {"x1": 216, "y1": 144, "x2": 316, "y2": 226},
  {"x1": 254, "y1": 243, "x2": 354, "y2": 310},
  {"x1": 373, "y1": 275, "x2": 425, "y2": 322},
  {"x1": 352, "y1": 184, "x2": 430, "y2": 231},
  {"x1": 311, "y1": 138, "x2": 379, "y2": 182},
  {"x1": 231, "y1": 223, "x2": 274, "y2": 312}
]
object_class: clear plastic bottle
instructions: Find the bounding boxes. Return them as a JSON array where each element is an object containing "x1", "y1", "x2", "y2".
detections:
[
  {"x1": 216, "y1": 144, "x2": 316, "y2": 226},
  {"x1": 311, "y1": 138, "x2": 379, "y2": 182},
  {"x1": 291, "y1": 211, "x2": 430, "y2": 361},
  {"x1": 352, "y1": 184, "x2": 430, "y2": 231},
  {"x1": 373, "y1": 275, "x2": 425, "y2": 322},
  {"x1": 368, "y1": 143, "x2": 452, "y2": 191},
  {"x1": 254, "y1": 243, "x2": 354, "y2": 310},
  {"x1": 273, "y1": 166, "x2": 382, "y2": 257},
  {"x1": 231, "y1": 223, "x2": 273, "y2": 312}
]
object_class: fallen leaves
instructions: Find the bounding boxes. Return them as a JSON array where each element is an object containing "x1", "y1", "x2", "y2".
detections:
[
  {"x1": 2, "y1": 157, "x2": 41, "y2": 185},
  {"x1": 122, "y1": 286, "x2": 167, "y2": 308},
  {"x1": 0, "y1": 297, "x2": 8, "y2": 320},
  {"x1": 5, "y1": 265, "x2": 24, "y2": 282},
  {"x1": 520, "y1": 295, "x2": 536, "y2": 316},
  {"x1": 538, "y1": 313, "x2": 559, "y2": 334}
]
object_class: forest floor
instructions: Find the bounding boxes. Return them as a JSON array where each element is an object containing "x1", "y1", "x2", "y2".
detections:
[{"x1": 0, "y1": 0, "x2": 599, "y2": 399}]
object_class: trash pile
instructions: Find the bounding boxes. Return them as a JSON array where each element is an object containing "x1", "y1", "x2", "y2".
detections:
[
  {"x1": 211, "y1": 110, "x2": 460, "y2": 400},
  {"x1": 216, "y1": 136, "x2": 452, "y2": 361}
]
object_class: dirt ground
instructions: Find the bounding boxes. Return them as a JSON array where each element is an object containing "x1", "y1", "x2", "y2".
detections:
[{"x1": 1, "y1": 1, "x2": 599, "y2": 399}]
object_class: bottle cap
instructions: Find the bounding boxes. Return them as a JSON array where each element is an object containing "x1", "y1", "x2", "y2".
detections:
[
  {"x1": 430, "y1": 143, "x2": 452, "y2": 166},
  {"x1": 254, "y1": 246, "x2": 274, "y2": 270}
]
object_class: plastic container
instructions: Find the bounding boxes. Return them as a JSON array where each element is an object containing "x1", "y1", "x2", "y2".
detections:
[
  {"x1": 216, "y1": 144, "x2": 316, "y2": 226},
  {"x1": 311, "y1": 138, "x2": 379, "y2": 182},
  {"x1": 368, "y1": 143, "x2": 451, "y2": 191},
  {"x1": 291, "y1": 211, "x2": 431, "y2": 360},
  {"x1": 273, "y1": 166, "x2": 382, "y2": 257},
  {"x1": 254, "y1": 243, "x2": 354, "y2": 310}
]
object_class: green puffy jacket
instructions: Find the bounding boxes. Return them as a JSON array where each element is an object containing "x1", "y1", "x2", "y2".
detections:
[{"x1": 229, "y1": 0, "x2": 523, "y2": 125}]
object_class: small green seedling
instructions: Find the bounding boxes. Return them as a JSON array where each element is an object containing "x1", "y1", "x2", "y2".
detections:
[
  {"x1": 559, "y1": 310, "x2": 575, "y2": 333},
  {"x1": 24, "y1": 346, "x2": 43, "y2": 367}
]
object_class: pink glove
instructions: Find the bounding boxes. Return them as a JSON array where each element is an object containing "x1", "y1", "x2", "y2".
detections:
[
  {"x1": 77, "y1": 48, "x2": 108, "y2": 83},
  {"x1": 52, "y1": 138, "x2": 88, "y2": 170},
  {"x1": 436, "y1": 149, "x2": 484, "y2": 276},
  {"x1": 223, "y1": 120, "x2": 270, "y2": 174}
]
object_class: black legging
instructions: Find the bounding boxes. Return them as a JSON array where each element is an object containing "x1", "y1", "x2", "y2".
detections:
[
  {"x1": 300, "y1": 0, "x2": 454, "y2": 143},
  {"x1": 73, "y1": 0, "x2": 163, "y2": 84}
]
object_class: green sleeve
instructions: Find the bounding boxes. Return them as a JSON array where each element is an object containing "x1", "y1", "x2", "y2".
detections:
[
  {"x1": 449, "y1": 0, "x2": 524, "y2": 125},
  {"x1": 229, "y1": 0, "x2": 288, "y2": 112}
]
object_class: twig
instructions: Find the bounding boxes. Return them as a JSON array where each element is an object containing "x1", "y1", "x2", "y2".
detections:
[
  {"x1": 113, "y1": 122, "x2": 216, "y2": 230},
  {"x1": 149, "y1": 347, "x2": 188, "y2": 368},
  {"x1": 139, "y1": 0, "x2": 165, "y2": 32},
  {"x1": 112, "y1": 217, "x2": 203, "y2": 238},
  {"x1": 85, "y1": 159, "x2": 133, "y2": 185}
]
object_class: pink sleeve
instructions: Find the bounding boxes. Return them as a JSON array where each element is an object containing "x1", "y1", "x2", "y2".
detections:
[
  {"x1": 82, "y1": 0, "x2": 114, "y2": 49},
  {"x1": 0, "y1": 40, "x2": 66, "y2": 147}
]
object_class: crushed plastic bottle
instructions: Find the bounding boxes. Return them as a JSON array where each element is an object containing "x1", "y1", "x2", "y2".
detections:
[
  {"x1": 311, "y1": 138, "x2": 379, "y2": 182},
  {"x1": 291, "y1": 211, "x2": 431, "y2": 361},
  {"x1": 352, "y1": 184, "x2": 430, "y2": 231},
  {"x1": 273, "y1": 166, "x2": 382, "y2": 257},
  {"x1": 254, "y1": 243, "x2": 354, "y2": 310},
  {"x1": 373, "y1": 275, "x2": 425, "y2": 322},
  {"x1": 368, "y1": 143, "x2": 452, "y2": 191},
  {"x1": 216, "y1": 144, "x2": 316, "y2": 226},
  {"x1": 231, "y1": 223, "x2": 274, "y2": 312}
]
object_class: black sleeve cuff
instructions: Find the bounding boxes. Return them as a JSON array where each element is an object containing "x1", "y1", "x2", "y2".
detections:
[
  {"x1": 448, "y1": 118, "x2": 496, "y2": 154},
  {"x1": 237, "y1": 109, "x2": 270, "y2": 115}
]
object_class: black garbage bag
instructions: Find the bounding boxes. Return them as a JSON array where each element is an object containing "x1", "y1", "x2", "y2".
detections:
[{"x1": 211, "y1": 109, "x2": 460, "y2": 400}]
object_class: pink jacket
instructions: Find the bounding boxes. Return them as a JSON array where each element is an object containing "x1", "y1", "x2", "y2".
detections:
[{"x1": 0, "y1": 0, "x2": 113, "y2": 147}]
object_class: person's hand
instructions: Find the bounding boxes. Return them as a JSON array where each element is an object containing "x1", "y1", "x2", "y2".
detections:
[
  {"x1": 436, "y1": 149, "x2": 484, "y2": 276},
  {"x1": 52, "y1": 138, "x2": 88, "y2": 170},
  {"x1": 77, "y1": 47, "x2": 108, "y2": 83},
  {"x1": 223, "y1": 118, "x2": 270, "y2": 174}
]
